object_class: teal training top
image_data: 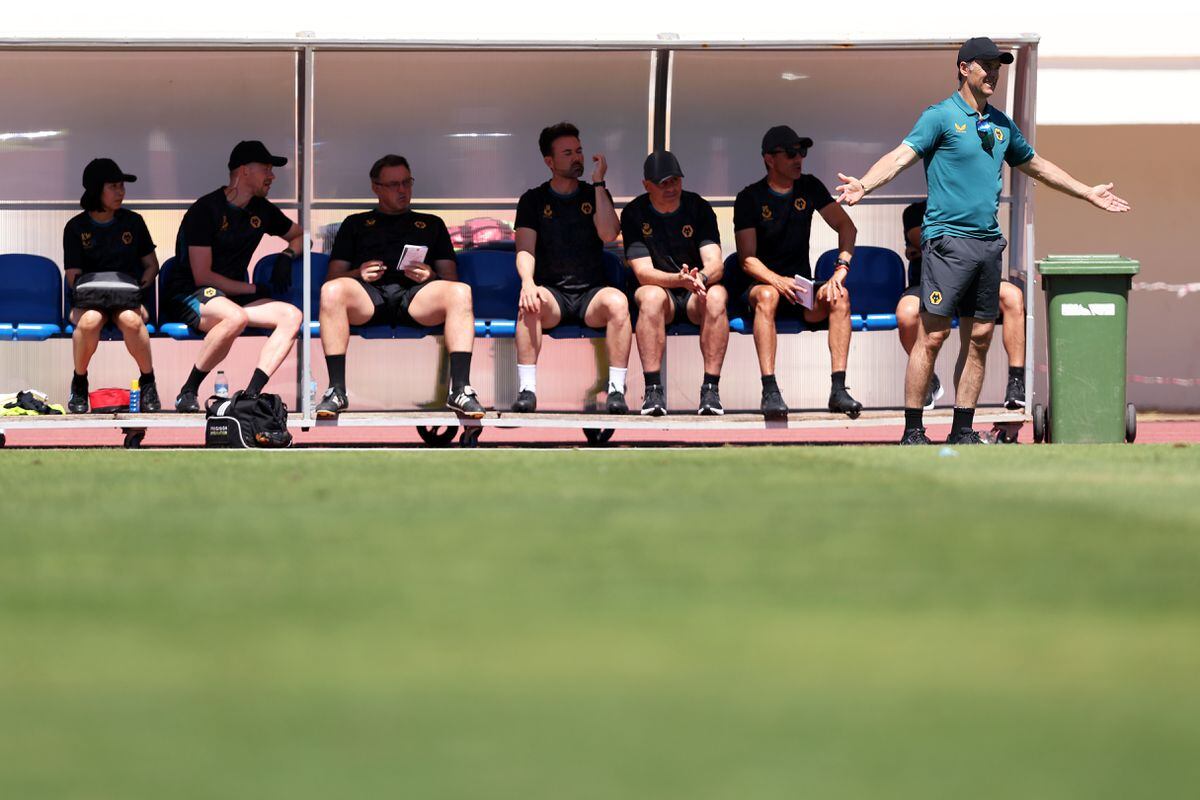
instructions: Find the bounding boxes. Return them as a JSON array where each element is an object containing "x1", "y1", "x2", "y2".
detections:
[{"x1": 902, "y1": 91, "x2": 1035, "y2": 241}]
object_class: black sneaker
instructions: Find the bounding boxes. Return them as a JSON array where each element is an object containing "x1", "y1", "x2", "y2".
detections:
[
  {"x1": 761, "y1": 388, "x2": 789, "y2": 420},
  {"x1": 828, "y1": 387, "x2": 863, "y2": 418},
  {"x1": 698, "y1": 383, "x2": 724, "y2": 416},
  {"x1": 68, "y1": 386, "x2": 88, "y2": 414},
  {"x1": 447, "y1": 385, "x2": 485, "y2": 419},
  {"x1": 923, "y1": 373, "x2": 944, "y2": 410},
  {"x1": 315, "y1": 386, "x2": 349, "y2": 419},
  {"x1": 141, "y1": 382, "x2": 161, "y2": 413},
  {"x1": 175, "y1": 390, "x2": 200, "y2": 413},
  {"x1": 946, "y1": 427, "x2": 985, "y2": 445},
  {"x1": 1004, "y1": 373, "x2": 1026, "y2": 410},
  {"x1": 511, "y1": 389, "x2": 537, "y2": 413},
  {"x1": 641, "y1": 384, "x2": 667, "y2": 416},
  {"x1": 606, "y1": 390, "x2": 628, "y2": 415},
  {"x1": 899, "y1": 426, "x2": 932, "y2": 445}
]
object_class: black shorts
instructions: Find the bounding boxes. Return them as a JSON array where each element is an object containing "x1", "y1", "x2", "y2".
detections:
[
  {"x1": 545, "y1": 285, "x2": 606, "y2": 327},
  {"x1": 919, "y1": 235, "x2": 1007, "y2": 321},
  {"x1": 357, "y1": 278, "x2": 433, "y2": 327},
  {"x1": 739, "y1": 281, "x2": 829, "y2": 319},
  {"x1": 167, "y1": 286, "x2": 270, "y2": 334},
  {"x1": 901, "y1": 284, "x2": 922, "y2": 301}
]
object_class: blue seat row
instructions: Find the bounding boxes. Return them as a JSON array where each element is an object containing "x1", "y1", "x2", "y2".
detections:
[{"x1": 0, "y1": 245, "x2": 911, "y2": 341}]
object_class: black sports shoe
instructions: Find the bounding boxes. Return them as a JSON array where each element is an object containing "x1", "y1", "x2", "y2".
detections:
[
  {"x1": 828, "y1": 387, "x2": 863, "y2": 418},
  {"x1": 698, "y1": 382, "x2": 724, "y2": 416},
  {"x1": 315, "y1": 386, "x2": 349, "y2": 419},
  {"x1": 946, "y1": 427, "x2": 985, "y2": 445},
  {"x1": 606, "y1": 390, "x2": 628, "y2": 415},
  {"x1": 447, "y1": 385, "x2": 485, "y2": 419},
  {"x1": 899, "y1": 427, "x2": 932, "y2": 445},
  {"x1": 140, "y1": 382, "x2": 161, "y2": 413},
  {"x1": 1004, "y1": 373, "x2": 1026, "y2": 410},
  {"x1": 68, "y1": 388, "x2": 88, "y2": 414},
  {"x1": 511, "y1": 389, "x2": 537, "y2": 413},
  {"x1": 923, "y1": 373, "x2": 944, "y2": 410},
  {"x1": 175, "y1": 390, "x2": 200, "y2": 413},
  {"x1": 641, "y1": 384, "x2": 667, "y2": 416},
  {"x1": 761, "y1": 388, "x2": 789, "y2": 420}
]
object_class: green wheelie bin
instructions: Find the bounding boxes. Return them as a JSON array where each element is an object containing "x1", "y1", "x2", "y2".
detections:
[{"x1": 1033, "y1": 254, "x2": 1140, "y2": 444}]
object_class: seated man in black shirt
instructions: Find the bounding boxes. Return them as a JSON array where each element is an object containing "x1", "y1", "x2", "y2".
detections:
[
  {"x1": 165, "y1": 140, "x2": 304, "y2": 411},
  {"x1": 621, "y1": 151, "x2": 728, "y2": 416},
  {"x1": 733, "y1": 125, "x2": 862, "y2": 419},
  {"x1": 314, "y1": 154, "x2": 483, "y2": 418},
  {"x1": 897, "y1": 200, "x2": 1026, "y2": 410},
  {"x1": 63, "y1": 158, "x2": 161, "y2": 412},
  {"x1": 512, "y1": 122, "x2": 630, "y2": 414}
]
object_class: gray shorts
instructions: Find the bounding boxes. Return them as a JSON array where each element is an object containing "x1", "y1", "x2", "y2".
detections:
[{"x1": 920, "y1": 235, "x2": 1007, "y2": 321}]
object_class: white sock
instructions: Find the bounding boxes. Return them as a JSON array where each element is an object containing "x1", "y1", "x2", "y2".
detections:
[
  {"x1": 518, "y1": 364, "x2": 537, "y2": 393},
  {"x1": 608, "y1": 367, "x2": 628, "y2": 394}
]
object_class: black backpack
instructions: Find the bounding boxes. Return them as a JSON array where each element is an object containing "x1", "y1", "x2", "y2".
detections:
[{"x1": 205, "y1": 391, "x2": 293, "y2": 448}]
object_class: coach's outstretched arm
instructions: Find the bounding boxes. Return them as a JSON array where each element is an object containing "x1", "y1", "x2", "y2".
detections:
[
  {"x1": 1015, "y1": 156, "x2": 1131, "y2": 213},
  {"x1": 834, "y1": 144, "x2": 921, "y2": 206}
]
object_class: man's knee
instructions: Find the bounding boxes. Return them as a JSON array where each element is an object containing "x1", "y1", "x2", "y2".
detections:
[
  {"x1": 115, "y1": 309, "x2": 144, "y2": 330},
  {"x1": 969, "y1": 324, "x2": 995, "y2": 350},
  {"x1": 896, "y1": 296, "x2": 920, "y2": 326},
  {"x1": 599, "y1": 290, "x2": 629, "y2": 322},
  {"x1": 635, "y1": 287, "x2": 669, "y2": 318},
  {"x1": 447, "y1": 280, "x2": 473, "y2": 310},
  {"x1": 828, "y1": 286, "x2": 851, "y2": 315},
  {"x1": 1000, "y1": 283, "x2": 1025, "y2": 316},
  {"x1": 76, "y1": 310, "x2": 106, "y2": 331},
  {"x1": 320, "y1": 279, "x2": 351, "y2": 311},
  {"x1": 280, "y1": 303, "x2": 303, "y2": 333},
  {"x1": 704, "y1": 285, "x2": 728, "y2": 318},
  {"x1": 750, "y1": 285, "x2": 779, "y2": 315}
]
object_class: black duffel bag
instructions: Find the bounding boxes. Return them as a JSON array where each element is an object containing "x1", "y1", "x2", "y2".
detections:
[
  {"x1": 71, "y1": 271, "x2": 142, "y2": 312},
  {"x1": 205, "y1": 391, "x2": 293, "y2": 448}
]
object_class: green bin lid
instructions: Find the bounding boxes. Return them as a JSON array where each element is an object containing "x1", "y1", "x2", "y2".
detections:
[{"x1": 1036, "y1": 255, "x2": 1140, "y2": 275}]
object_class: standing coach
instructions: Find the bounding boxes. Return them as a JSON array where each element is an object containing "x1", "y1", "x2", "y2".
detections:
[{"x1": 835, "y1": 37, "x2": 1130, "y2": 444}]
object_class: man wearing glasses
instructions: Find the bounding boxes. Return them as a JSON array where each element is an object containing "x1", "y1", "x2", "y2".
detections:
[
  {"x1": 314, "y1": 154, "x2": 484, "y2": 418},
  {"x1": 733, "y1": 125, "x2": 862, "y2": 420},
  {"x1": 836, "y1": 36, "x2": 1130, "y2": 445}
]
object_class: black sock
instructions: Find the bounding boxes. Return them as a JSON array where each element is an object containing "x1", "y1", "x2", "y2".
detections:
[
  {"x1": 246, "y1": 368, "x2": 269, "y2": 395},
  {"x1": 831, "y1": 370, "x2": 847, "y2": 392},
  {"x1": 71, "y1": 372, "x2": 88, "y2": 393},
  {"x1": 952, "y1": 406, "x2": 975, "y2": 431},
  {"x1": 139, "y1": 371, "x2": 155, "y2": 387},
  {"x1": 326, "y1": 354, "x2": 347, "y2": 391},
  {"x1": 644, "y1": 370, "x2": 662, "y2": 387},
  {"x1": 448, "y1": 352, "x2": 472, "y2": 392},
  {"x1": 182, "y1": 366, "x2": 209, "y2": 395},
  {"x1": 761, "y1": 374, "x2": 779, "y2": 393},
  {"x1": 703, "y1": 373, "x2": 720, "y2": 387},
  {"x1": 1009, "y1": 365, "x2": 1024, "y2": 380},
  {"x1": 904, "y1": 407, "x2": 924, "y2": 430}
]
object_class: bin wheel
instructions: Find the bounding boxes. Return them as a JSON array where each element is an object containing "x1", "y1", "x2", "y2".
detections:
[
  {"x1": 416, "y1": 425, "x2": 459, "y2": 447},
  {"x1": 1126, "y1": 403, "x2": 1137, "y2": 443},
  {"x1": 1032, "y1": 404, "x2": 1046, "y2": 444},
  {"x1": 459, "y1": 426, "x2": 482, "y2": 449},
  {"x1": 583, "y1": 428, "x2": 615, "y2": 445},
  {"x1": 0, "y1": 432, "x2": 6, "y2": 448},
  {"x1": 992, "y1": 422, "x2": 1021, "y2": 444},
  {"x1": 123, "y1": 428, "x2": 146, "y2": 449}
]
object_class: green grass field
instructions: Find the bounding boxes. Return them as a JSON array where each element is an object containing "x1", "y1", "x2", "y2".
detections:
[{"x1": 2, "y1": 446, "x2": 1200, "y2": 799}]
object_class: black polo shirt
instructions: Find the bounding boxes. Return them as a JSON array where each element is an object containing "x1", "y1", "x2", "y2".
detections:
[
  {"x1": 169, "y1": 188, "x2": 293, "y2": 295},
  {"x1": 63, "y1": 209, "x2": 155, "y2": 281},
  {"x1": 620, "y1": 191, "x2": 720, "y2": 277},
  {"x1": 330, "y1": 209, "x2": 456, "y2": 288},
  {"x1": 514, "y1": 181, "x2": 610, "y2": 294},
  {"x1": 733, "y1": 175, "x2": 834, "y2": 279}
]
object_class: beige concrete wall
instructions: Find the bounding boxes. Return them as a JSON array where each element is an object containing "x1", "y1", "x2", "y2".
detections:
[{"x1": 1034, "y1": 125, "x2": 1200, "y2": 411}]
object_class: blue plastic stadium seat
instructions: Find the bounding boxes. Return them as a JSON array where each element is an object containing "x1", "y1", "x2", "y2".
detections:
[
  {"x1": 864, "y1": 313, "x2": 899, "y2": 331},
  {"x1": 815, "y1": 246, "x2": 906, "y2": 321},
  {"x1": 0, "y1": 254, "x2": 63, "y2": 340},
  {"x1": 457, "y1": 248, "x2": 520, "y2": 338},
  {"x1": 0, "y1": 323, "x2": 13, "y2": 341},
  {"x1": 155, "y1": 258, "x2": 204, "y2": 339}
]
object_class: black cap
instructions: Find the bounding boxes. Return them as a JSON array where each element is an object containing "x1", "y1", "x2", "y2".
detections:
[
  {"x1": 228, "y1": 140, "x2": 288, "y2": 171},
  {"x1": 643, "y1": 151, "x2": 684, "y2": 183},
  {"x1": 761, "y1": 125, "x2": 814, "y2": 155},
  {"x1": 957, "y1": 37, "x2": 1014, "y2": 66},
  {"x1": 902, "y1": 200, "x2": 927, "y2": 234},
  {"x1": 82, "y1": 158, "x2": 136, "y2": 191}
]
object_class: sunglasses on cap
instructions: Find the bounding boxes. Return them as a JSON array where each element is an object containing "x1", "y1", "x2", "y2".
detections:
[
  {"x1": 769, "y1": 146, "x2": 808, "y2": 159},
  {"x1": 975, "y1": 117, "x2": 995, "y2": 154}
]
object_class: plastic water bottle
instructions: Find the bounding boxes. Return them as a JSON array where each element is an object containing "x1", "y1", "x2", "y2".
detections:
[
  {"x1": 308, "y1": 378, "x2": 318, "y2": 411},
  {"x1": 129, "y1": 379, "x2": 140, "y2": 413},
  {"x1": 215, "y1": 370, "x2": 229, "y2": 398}
]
